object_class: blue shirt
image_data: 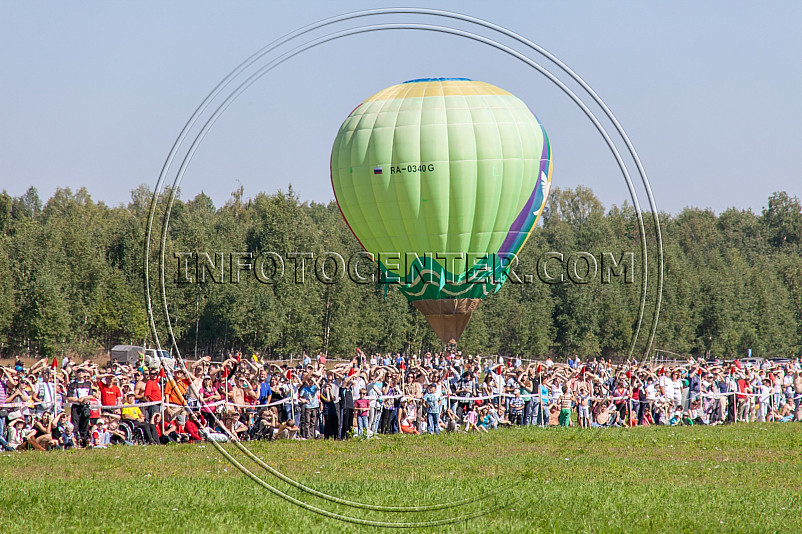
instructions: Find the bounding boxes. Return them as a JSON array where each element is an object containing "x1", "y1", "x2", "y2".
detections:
[
  {"x1": 300, "y1": 384, "x2": 319, "y2": 409},
  {"x1": 423, "y1": 392, "x2": 442, "y2": 414},
  {"x1": 540, "y1": 384, "x2": 549, "y2": 404},
  {"x1": 258, "y1": 380, "x2": 272, "y2": 404}
]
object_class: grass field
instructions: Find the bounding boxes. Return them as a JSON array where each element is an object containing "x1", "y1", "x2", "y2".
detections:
[{"x1": 2, "y1": 424, "x2": 801, "y2": 533}]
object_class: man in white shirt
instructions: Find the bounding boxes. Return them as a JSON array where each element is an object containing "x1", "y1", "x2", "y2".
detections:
[
  {"x1": 658, "y1": 371, "x2": 674, "y2": 405},
  {"x1": 492, "y1": 367, "x2": 506, "y2": 405},
  {"x1": 351, "y1": 373, "x2": 366, "y2": 403},
  {"x1": 757, "y1": 379, "x2": 771, "y2": 422},
  {"x1": 33, "y1": 368, "x2": 57, "y2": 415}
]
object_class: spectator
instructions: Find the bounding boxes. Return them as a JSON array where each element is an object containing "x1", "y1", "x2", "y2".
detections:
[
  {"x1": 423, "y1": 383, "x2": 441, "y2": 435},
  {"x1": 399, "y1": 398, "x2": 419, "y2": 435},
  {"x1": 142, "y1": 370, "x2": 162, "y2": 421},
  {"x1": 121, "y1": 392, "x2": 159, "y2": 445},
  {"x1": 67, "y1": 368, "x2": 93, "y2": 447},
  {"x1": 355, "y1": 388, "x2": 370, "y2": 438},
  {"x1": 91, "y1": 419, "x2": 111, "y2": 448},
  {"x1": 299, "y1": 374, "x2": 320, "y2": 440},
  {"x1": 321, "y1": 378, "x2": 340, "y2": 439},
  {"x1": 509, "y1": 390, "x2": 525, "y2": 425},
  {"x1": 2, "y1": 353, "x2": 799, "y2": 454},
  {"x1": 558, "y1": 385, "x2": 574, "y2": 427},
  {"x1": 96, "y1": 373, "x2": 122, "y2": 410}
]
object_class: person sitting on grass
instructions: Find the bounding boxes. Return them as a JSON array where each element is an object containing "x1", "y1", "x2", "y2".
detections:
[
  {"x1": 228, "y1": 411, "x2": 250, "y2": 441},
  {"x1": 463, "y1": 405, "x2": 481, "y2": 432},
  {"x1": 592, "y1": 400, "x2": 619, "y2": 428},
  {"x1": 50, "y1": 412, "x2": 71, "y2": 450},
  {"x1": 548, "y1": 403, "x2": 560, "y2": 426},
  {"x1": 182, "y1": 412, "x2": 203, "y2": 442},
  {"x1": 32, "y1": 412, "x2": 58, "y2": 450},
  {"x1": 493, "y1": 405, "x2": 512, "y2": 427},
  {"x1": 777, "y1": 400, "x2": 795, "y2": 423},
  {"x1": 91, "y1": 419, "x2": 110, "y2": 448},
  {"x1": 440, "y1": 407, "x2": 459, "y2": 433},
  {"x1": 151, "y1": 412, "x2": 170, "y2": 444},
  {"x1": 399, "y1": 398, "x2": 420, "y2": 435},
  {"x1": 104, "y1": 415, "x2": 134, "y2": 445},
  {"x1": 477, "y1": 405, "x2": 492, "y2": 433},
  {"x1": 251, "y1": 408, "x2": 276, "y2": 440},
  {"x1": 687, "y1": 399, "x2": 706, "y2": 425},
  {"x1": 274, "y1": 414, "x2": 299, "y2": 440},
  {"x1": 199, "y1": 414, "x2": 230, "y2": 442},
  {"x1": 62, "y1": 421, "x2": 75, "y2": 449},
  {"x1": 8, "y1": 414, "x2": 46, "y2": 451},
  {"x1": 160, "y1": 413, "x2": 186, "y2": 443}
]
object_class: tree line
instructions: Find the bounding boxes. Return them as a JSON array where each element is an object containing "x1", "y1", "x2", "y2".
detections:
[{"x1": 0, "y1": 184, "x2": 800, "y2": 361}]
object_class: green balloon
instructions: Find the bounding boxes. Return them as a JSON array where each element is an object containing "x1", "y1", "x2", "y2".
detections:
[{"x1": 331, "y1": 78, "x2": 552, "y2": 343}]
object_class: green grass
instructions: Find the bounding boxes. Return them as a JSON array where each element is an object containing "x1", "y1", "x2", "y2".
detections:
[{"x1": 2, "y1": 424, "x2": 801, "y2": 533}]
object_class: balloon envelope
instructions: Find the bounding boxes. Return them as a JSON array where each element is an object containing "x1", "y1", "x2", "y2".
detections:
[{"x1": 331, "y1": 78, "x2": 552, "y2": 344}]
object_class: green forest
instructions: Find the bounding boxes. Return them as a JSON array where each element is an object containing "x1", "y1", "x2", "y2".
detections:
[{"x1": 0, "y1": 184, "x2": 800, "y2": 361}]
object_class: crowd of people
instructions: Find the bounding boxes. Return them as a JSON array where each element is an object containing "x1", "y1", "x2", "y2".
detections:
[{"x1": 1, "y1": 349, "x2": 801, "y2": 452}]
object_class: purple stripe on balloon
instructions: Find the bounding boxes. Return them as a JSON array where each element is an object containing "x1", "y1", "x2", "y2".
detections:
[{"x1": 498, "y1": 136, "x2": 550, "y2": 255}]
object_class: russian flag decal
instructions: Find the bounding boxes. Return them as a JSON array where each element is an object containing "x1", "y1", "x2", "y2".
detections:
[{"x1": 373, "y1": 166, "x2": 382, "y2": 175}]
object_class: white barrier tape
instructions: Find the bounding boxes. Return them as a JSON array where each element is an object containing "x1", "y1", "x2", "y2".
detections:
[
  {"x1": 167, "y1": 398, "x2": 292, "y2": 410},
  {"x1": 70, "y1": 400, "x2": 162, "y2": 409},
  {"x1": 3, "y1": 390, "x2": 800, "y2": 411},
  {"x1": 0, "y1": 403, "x2": 29, "y2": 409},
  {"x1": 700, "y1": 392, "x2": 802, "y2": 400},
  {"x1": 446, "y1": 393, "x2": 522, "y2": 402}
]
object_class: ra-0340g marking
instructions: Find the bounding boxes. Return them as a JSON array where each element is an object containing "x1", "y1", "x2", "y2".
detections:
[{"x1": 377, "y1": 163, "x2": 437, "y2": 175}]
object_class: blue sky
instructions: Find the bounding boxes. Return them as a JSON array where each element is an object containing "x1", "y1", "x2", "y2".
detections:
[{"x1": 1, "y1": 2, "x2": 800, "y2": 215}]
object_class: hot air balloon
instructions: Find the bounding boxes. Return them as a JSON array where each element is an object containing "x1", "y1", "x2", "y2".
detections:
[{"x1": 331, "y1": 78, "x2": 552, "y2": 345}]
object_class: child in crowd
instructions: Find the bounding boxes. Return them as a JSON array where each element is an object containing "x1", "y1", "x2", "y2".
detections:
[
  {"x1": 464, "y1": 405, "x2": 480, "y2": 432},
  {"x1": 91, "y1": 419, "x2": 110, "y2": 448},
  {"x1": 477, "y1": 405, "x2": 492, "y2": 433},
  {"x1": 577, "y1": 386, "x2": 590, "y2": 428},
  {"x1": 558, "y1": 385, "x2": 574, "y2": 427},
  {"x1": 355, "y1": 388, "x2": 370, "y2": 438},
  {"x1": 509, "y1": 390, "x2": 525, "y2": 425}
]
